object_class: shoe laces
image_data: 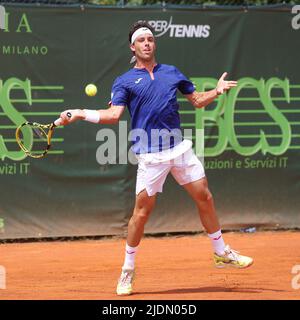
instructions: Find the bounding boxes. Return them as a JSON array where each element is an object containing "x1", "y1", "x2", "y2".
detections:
[
  {"x1": 224, "y1": 245, "x2": 240, "y2": 260},
  {"x1": 119, "y1": 270, "x2": 134, "y2": 286}
]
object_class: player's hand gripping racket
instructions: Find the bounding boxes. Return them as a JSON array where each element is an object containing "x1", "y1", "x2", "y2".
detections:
[{"x1": 15, "y1": 112, "x2": 72, "y2": 158}]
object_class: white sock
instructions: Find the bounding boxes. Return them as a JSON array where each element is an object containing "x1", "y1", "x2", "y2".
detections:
[
  {"x1": 122, "y1": 243, "x2": 138, "y2": 270},
  {"x1": 208, "y1": 230, "x2": 226, "y2": 255}
]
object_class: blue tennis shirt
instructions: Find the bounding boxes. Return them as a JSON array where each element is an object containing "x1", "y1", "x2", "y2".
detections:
[{"x1": 111, "y1": 64, "x2": 195, "y2": 154}]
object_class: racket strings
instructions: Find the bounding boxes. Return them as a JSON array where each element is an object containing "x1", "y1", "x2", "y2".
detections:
[{"x1": 17, "y1": 123, "x2": 51, "y2": 158}]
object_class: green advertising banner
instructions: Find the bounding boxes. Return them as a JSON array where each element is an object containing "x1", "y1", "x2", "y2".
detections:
[{"x1": 0, "y1": 5, "x2": 299, "y2": 239}]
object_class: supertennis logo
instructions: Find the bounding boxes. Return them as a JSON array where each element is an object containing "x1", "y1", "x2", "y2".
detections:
[
  {"x1": 148, "y1": 17, "x2": 210, "y2": 38},
  {"x1": 0, "y1": 5, "x2": 5, "y2": 30}
]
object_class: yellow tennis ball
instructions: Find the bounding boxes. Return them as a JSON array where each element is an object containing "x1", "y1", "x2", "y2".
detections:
[{"x1": 85, "y1": 84, "x2": 97, "y2": 97}]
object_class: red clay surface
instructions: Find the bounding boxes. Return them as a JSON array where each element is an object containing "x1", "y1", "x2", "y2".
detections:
[{"x1": 0, "y1": 231, "x2": 299, "y2": 300}]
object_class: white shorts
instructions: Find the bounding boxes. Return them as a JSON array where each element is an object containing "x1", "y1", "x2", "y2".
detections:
[{"x1": 136, "y1": 141, "x2": 205, "y2": 196}]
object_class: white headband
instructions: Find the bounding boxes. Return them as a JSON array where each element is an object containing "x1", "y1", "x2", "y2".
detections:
[{"x1": 131, "y1": 27, "x2": 154, "y2": 44}]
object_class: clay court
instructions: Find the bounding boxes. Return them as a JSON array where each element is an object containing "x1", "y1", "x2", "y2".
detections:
[{"x1": 0, "y1": 231, "x2": 299, "y2": 300}]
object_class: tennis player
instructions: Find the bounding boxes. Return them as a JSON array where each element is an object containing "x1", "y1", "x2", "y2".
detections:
[{"x1": 60, "y1": 21, "x2": 253, "y2": 296}]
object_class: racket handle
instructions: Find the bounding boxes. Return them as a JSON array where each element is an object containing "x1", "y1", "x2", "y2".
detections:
[
  {"x1": 54, "y1": 118, "x2": 63, "y2": 126},
  {"x1": 54, "y1": 112, "x2": 72, "y2": 127}
]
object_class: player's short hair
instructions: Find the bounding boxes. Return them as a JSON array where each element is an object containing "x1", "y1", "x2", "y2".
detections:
[{"x1": 128, "y1": 20, "x2": 154, "y2": 43}]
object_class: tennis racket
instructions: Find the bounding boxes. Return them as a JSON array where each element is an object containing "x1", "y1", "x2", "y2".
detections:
[{"x1": 15, "y1": 112, "x2": 71, "y2": 158}]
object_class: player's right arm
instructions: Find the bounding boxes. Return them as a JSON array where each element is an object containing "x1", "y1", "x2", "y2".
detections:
[
  {"x1": 59, "y1": 104, "x2": 125, "y2": 125},
  {"x1": 98, "y1": 105, "x2": 125, "y2": 124}
]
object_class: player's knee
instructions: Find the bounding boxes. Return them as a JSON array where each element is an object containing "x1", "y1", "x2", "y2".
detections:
[
  {"x1": 133, "y1": 206, "x2": 152, "y2": 224},
  {"x1": 135, "y1": 198, "x2": 155, "y2": 214},
  {"x1": 196, "y1": 187, "x2": 213, "y2": 203},
  {"x1": 132, "y1": 213, "x2": 148, "y2": 227},
  {"x1": 206, "y1": 189, "x2": 213, "y2": 201}
]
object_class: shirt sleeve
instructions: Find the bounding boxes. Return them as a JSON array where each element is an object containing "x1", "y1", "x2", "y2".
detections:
[
  {"x1": 174, "y1": 67, "x2": 196, "y2": 95},
  {"x1": 111, "y1": 76, "x2": 129, "y2": 106}
]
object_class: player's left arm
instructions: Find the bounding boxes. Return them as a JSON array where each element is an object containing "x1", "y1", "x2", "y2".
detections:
[{"x1": 184, "y1": 72, "x2": 237, "y2": 108}]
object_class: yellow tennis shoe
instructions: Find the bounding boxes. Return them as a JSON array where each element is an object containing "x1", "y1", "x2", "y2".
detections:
[
  {"x1": 116, "y1": 268, "x2": 135, "y2": 296},
  {"x1": 214, "y1": 245, "x2": 253, "y2": 268}
]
